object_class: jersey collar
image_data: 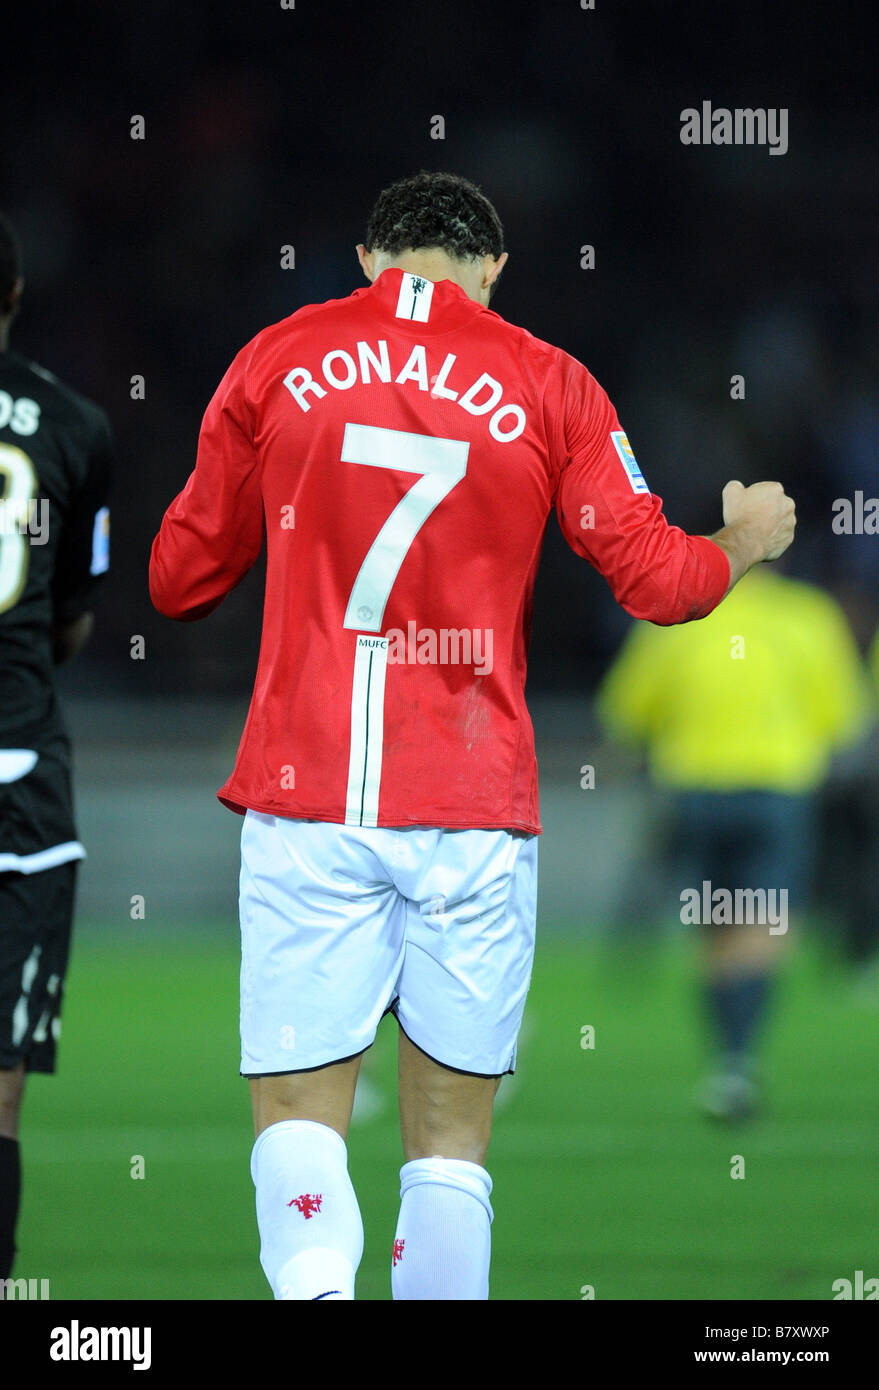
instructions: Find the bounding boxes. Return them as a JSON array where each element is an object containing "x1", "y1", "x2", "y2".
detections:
[{"x1": 356, "y1": 266, "x2": 485, "y2": 334}]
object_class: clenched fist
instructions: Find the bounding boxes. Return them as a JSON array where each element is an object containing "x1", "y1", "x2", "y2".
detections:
[{"x1": 722, "y1": 479, "x2": 797, "y2": 563}]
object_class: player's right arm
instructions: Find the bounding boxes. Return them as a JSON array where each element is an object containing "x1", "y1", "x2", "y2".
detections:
[{"x1": 149, "y1": 345, "x2": 263, "y2": 621}]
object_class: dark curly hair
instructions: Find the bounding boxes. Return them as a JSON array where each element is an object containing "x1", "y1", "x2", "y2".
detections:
[
  {"x1": 0, "y1": 212, "x2": 22, "y2": 310},
  {"x1": 364, "y1": 171, "x2": 504, "y2": 262}
]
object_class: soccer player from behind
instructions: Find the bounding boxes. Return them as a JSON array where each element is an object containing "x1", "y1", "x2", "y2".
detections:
[
  {"x1": 149, "y1": 171, "x2": 795, "y2": 1300},
  {"x1": 0, "y1": 214, "x2": 112, "y2": 1280}
]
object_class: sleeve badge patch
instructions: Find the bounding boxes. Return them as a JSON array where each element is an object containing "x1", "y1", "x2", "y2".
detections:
[
  {"x1": 90, "y1": 506, "x2": 110, "y2": 575},
  {"x1": 610, "y1": 431, "x2": 650, "y2": 495}
]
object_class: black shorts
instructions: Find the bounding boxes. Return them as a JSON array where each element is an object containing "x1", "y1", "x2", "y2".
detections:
[
  {"x1": 673, "y1": 789, "x2": 816, "y2": 917},
  {"x1": 0, "y1": 861, "x2": 78, "y2": 1074}
]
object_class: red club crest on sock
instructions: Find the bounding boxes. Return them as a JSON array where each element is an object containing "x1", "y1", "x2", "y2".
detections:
[
  {"x1": 392, "y1": 1238, "x2": 405, "y2": 1266},
  {"x1": 288, "y1": 1193, "x2": 323, "y2": 1218}
]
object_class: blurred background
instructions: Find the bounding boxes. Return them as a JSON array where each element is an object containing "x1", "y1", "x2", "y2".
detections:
[{"x1": 2, "y1": 0, "x2": 878, "y2": 1299}]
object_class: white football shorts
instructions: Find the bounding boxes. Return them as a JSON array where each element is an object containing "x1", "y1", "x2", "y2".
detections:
[{"x1": 238, "y1": 811, "x2": 538, "y2": 1077}]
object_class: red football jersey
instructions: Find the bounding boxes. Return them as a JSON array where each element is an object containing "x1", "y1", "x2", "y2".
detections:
[{"x1": 149, "y1": 267, "x2": 729, "y2": 833}]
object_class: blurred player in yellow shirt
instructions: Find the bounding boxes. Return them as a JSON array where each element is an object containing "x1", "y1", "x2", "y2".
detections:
[
  {"x1": 598, "y1": 567, "x2": 872, "y2": 1119},
  {"x1": 869, "y1": 627, "x2": 879, "y2": 719}
]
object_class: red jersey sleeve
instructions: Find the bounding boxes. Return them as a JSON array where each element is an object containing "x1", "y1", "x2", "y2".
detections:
[
  {"x1": 551, "y1": 355, "x2": 730, "y2": 625},
  {"x1": 149, "y1": 345, "x2": 263, "y2": 621}
]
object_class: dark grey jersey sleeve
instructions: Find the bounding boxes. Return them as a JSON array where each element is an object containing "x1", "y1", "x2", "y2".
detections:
[{"x1": 51, "y1": 408, "x2": 113, "y2": 625}]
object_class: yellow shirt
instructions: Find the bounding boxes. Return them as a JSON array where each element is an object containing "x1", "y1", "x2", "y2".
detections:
[
  {"x1": 868, "y1": 626, "x2": 879, "y2": 699},
  {"x1": 597, "y1": 569, "x2": 872, "y2": 792}
]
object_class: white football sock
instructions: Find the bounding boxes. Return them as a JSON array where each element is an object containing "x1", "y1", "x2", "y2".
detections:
[
  {"x1": 251, "y1": 1119, "x2": 363, "y2": 1300},
  {"x1": 391, "y1": 1156, "x2": 493, "y2": 1300}
]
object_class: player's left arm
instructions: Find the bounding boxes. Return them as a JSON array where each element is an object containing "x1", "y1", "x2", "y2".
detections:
[
  {"x1": 51, "y1": 407, "x2": 113, "y2": 663},
  {"x1": 149, "y1": 346, "x2": 263, "y2": 621},
  {"x1": 553, "y1": 364, "x2": 730, "y2": 626},
  {"x1": 54, "y1": 611, "x2": 94, "y2": 664}
]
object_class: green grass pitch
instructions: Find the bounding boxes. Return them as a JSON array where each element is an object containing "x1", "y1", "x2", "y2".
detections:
[{"x1": 17, "y1": 926, "x2": 879, "y2": 1300}]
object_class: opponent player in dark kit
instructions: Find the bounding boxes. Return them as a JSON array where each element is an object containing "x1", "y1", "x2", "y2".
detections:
[{"x1": 0, "y1": 214, "x2": 112, "y2": 1280}]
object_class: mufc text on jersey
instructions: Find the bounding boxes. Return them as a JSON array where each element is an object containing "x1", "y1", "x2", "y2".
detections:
[{"x1": 281, "y1": 340, "x2": 527, "y2": 443}]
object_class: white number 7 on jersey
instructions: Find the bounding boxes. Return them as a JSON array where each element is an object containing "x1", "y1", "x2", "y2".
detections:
[{"x1": 342, "y1": 422, "x2": 469, "y2": 632}]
